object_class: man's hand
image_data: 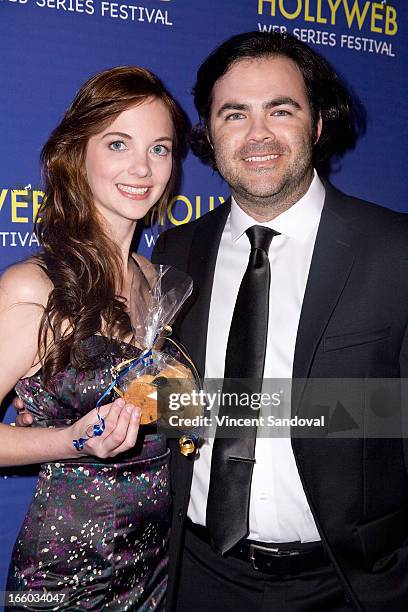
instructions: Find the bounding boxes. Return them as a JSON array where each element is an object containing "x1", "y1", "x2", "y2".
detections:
[{"x1": 13, "y1": 396, "x2": 34, "y2": 426}]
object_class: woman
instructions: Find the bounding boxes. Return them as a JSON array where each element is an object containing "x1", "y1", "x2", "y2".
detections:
[{"x1": 1, "y1": 66, "x2": 187, "y2": 610}]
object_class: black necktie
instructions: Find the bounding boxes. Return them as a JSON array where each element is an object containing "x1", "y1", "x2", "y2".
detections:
[{"x1": 206, "y1": 225, "x2": 279, "y2": 555}]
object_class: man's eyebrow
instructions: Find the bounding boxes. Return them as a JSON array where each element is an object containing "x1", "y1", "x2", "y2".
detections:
[
  {"x1": 215, "y1": 97, "x2": 303, "y2": 117},
  {"x1": 263, "y1": 97, "x2": 302, "y2": 110},
  {"x1": 216, "y1": 103, "x2": 250, "y2": 117}
]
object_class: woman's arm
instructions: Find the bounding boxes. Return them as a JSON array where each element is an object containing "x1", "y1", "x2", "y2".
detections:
[
  {"x1": 0, "y1": 398, "x2": 141, "y2": 466},
  {"x1": 0, "y1": 262, "x2": 140, "y2": 466}
]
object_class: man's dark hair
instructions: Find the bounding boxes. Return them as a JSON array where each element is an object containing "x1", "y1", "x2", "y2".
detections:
[{"x1": 191, "y1": 31, "x2": 363, "y2": 174}]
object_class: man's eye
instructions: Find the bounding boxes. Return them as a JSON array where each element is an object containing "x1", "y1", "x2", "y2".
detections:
[
  {"x1": 272, "y1": 110, "x2": 290, "y2": 116},
  {"x1": 225, "y1": 113, "x2": 245, "y2": 121},
  {"x1": 151, "y1": 144, "x2": 170, "y2": 156},
  {"x1": 109, "y1": 141, "x2": 126, "y2": 151}
]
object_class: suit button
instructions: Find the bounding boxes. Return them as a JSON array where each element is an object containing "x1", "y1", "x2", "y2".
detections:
[{"x1": 178, "y1": 509, "x2": 182, "y2": 521}]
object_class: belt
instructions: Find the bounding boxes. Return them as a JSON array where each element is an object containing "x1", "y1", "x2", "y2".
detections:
[{"x1": 186, "y1": 519, "x2": 328, "y2": 576}]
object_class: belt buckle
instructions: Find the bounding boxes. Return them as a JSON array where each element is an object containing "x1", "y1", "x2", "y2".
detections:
[{"x1": 249, "y1": 543, "x2": 300, "y2": 571}]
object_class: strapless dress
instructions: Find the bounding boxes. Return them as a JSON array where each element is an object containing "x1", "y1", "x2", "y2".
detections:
[{"x1": 6, "y1": 336, "x2": 170, "y2": 611}]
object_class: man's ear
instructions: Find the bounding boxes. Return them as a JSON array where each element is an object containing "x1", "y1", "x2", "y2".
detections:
[{"x1": 314, "y1": 113, "x2": 323, "y2": 144}]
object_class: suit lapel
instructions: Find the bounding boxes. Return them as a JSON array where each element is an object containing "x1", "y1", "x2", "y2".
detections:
[
  {"x1": 180, "y1": 200, "x2": 231, "y2": 376},
  {"x1": 180, "y1": 186, "x2": 359, "y2": 403},
  {"x1": 292, "y1": 186, "x2": 359, "y2": 414}
]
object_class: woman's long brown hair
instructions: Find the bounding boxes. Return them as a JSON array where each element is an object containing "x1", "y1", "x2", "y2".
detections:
[{"x1": 35, "y1": 66, "x2": 187, "y2": 385}]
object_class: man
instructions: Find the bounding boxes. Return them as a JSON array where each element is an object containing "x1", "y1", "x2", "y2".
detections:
[
  {"x1": 151, "y1": 32, "x2": 408, "y2": 611},
  {"x1": 14, "y1": 32, "x2": 408, "y2": 611}
]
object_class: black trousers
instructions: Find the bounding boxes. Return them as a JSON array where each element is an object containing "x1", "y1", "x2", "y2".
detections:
[{"x1": 175, "y1": 528, "x2": 354, "y2": 612}]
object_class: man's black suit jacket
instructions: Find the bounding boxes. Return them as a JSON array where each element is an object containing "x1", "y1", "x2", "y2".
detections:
[{"x1": 152, "y1": 182, "x2": 408, "y2": 611}]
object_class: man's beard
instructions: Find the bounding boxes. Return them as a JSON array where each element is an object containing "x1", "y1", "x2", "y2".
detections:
[{"x1": 215, "y1": 138, "x2": 315, "y2": 213}]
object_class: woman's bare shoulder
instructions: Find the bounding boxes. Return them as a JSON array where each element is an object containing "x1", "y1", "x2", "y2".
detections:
[{"x1": 0, "y1": 259, "x2": 52, "y2": 307}]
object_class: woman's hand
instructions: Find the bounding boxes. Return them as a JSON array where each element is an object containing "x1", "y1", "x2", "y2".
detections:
[
  {"x1": 68, "y1": 398, "x2": 141, "y2": 459},
  {"x1": 13, "y1": 396, "x2": 34, "y2": 426}
]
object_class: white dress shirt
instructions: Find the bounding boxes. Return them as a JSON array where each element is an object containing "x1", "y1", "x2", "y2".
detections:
[{"x1": 187, "y1": 172, "x2": 325, "y2": 543}]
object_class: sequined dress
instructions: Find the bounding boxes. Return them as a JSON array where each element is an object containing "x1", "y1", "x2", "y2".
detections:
[{"x1": 6, "y1": 336, "x2": 170, "y2": 611}]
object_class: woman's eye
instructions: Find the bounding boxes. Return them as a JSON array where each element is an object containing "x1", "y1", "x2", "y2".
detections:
[
  {"x1": 109, "y1": 141, "x2": 126, "y2": 151},
  {"x1": 151, "y1": 144, "x2": 170, "y2": 156}
]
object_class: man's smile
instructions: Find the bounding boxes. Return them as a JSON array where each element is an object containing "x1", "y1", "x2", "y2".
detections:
[{"x1": 243, "y1": 154, "x2": 280, "y2": 162}]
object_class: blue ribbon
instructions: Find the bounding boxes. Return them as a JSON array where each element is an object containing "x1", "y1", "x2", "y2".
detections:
[
  {"x1": 96, "y1": 349, "x2": 153, "y2": 408},
  {"x1": 72, "y1": 350, "x2": 153, "y2": 452},
  {"x1": 72, "y1": 411, "x2": 106, "y2": 451}
]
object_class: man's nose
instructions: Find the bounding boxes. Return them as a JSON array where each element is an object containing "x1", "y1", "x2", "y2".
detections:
[{"x1": 246, "y1": 115, "x2": 275, "y2": 142}]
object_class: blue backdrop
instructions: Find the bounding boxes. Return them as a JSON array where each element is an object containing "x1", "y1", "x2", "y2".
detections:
[{"x1": 1, "y1": 0, "x2": 407, "y2": 594}]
